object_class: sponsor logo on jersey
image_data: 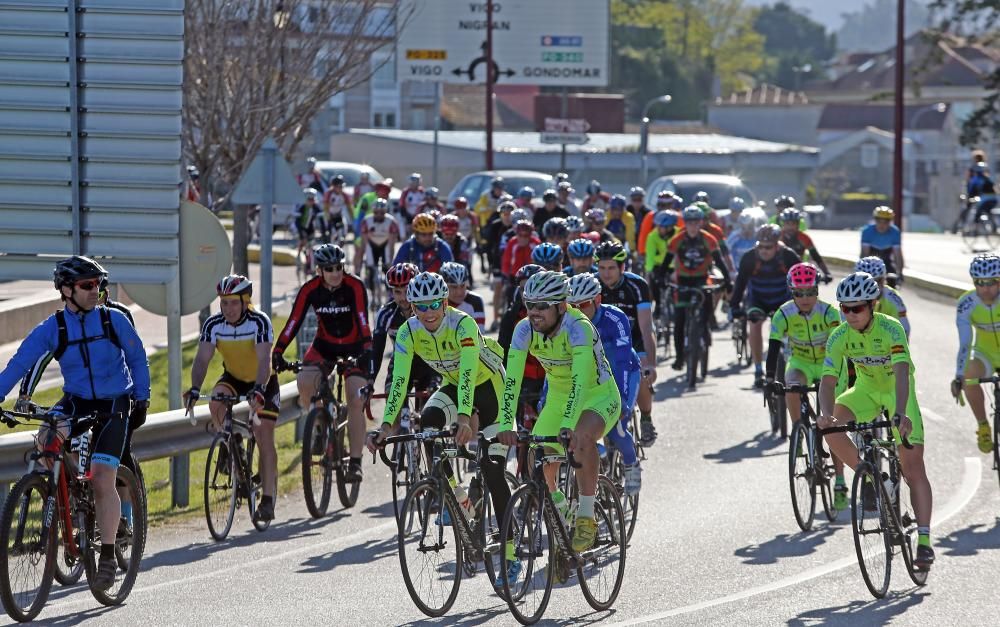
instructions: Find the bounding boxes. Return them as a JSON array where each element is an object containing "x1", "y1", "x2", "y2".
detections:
[
  {"x1": 460, "y1": 337, "x2": 475, "y2": 347},
  {"x1": 315, "y1": 305, "x2": 352, "y2": 315}
]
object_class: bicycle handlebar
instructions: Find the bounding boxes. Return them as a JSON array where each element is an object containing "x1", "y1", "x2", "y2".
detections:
[
  {"x1": 817, "y1": 418, "x2": 912, "y2": 449},
  {"x1": 770, "y1": 382, "x2": 819, "y2": 395},
  {"x1": 509, "y1": 430, "x2": 582, "y2": 469}
]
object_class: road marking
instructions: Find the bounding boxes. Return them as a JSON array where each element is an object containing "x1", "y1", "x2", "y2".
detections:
[
  {"x1": 611, "y1": 456, "x2": 982, "y2": 625},
  {"x1": 922, "y1": 406, "x2": 948, "y2": 424}
]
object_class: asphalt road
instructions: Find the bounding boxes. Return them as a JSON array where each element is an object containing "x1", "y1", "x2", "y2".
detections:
[{"x1": 12, "y1": 276, "x2": 1000, "y2": 626}]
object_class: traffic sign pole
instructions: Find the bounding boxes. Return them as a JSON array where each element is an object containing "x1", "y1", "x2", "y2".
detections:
[{"x1": 485, "y1": 1, "x2": 494, "y2": 170}]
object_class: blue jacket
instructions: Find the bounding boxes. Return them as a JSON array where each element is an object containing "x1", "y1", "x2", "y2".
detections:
[
  {"x1": 592, "y1": 304, "x2": 641, "y2": 400},
  {"x1": 392, "y1": 236, "x2": 454, "y2": 272},
  {"x1": 0, "y1": 306, "x2": 150, "y2": 402}
]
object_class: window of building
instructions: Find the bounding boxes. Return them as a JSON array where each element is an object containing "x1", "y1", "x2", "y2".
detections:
[{"x1": 373, "y1": 111, "x2": 397, "y2": 128}]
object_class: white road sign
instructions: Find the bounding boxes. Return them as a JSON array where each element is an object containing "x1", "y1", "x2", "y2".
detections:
[
  {"x1": 544, "y1": 117, "x2": 591, "y2": 133},
  {"x1": 540, "y1": 132, "x2": 588, "y2": 145},
  {"x1": 396, "y1": 0, "x2": 609, "y2": 86}
]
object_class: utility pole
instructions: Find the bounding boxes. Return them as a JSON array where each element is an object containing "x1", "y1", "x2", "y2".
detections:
[{"x1": 892, "y1": 0, "x2": 905, "y2": 230}]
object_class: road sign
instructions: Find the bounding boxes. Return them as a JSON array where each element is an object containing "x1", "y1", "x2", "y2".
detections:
[
  {"x1": 231, "y1": 144, "x2": 301, "y2": 206},
  {"x1": 544, "y1": 117, "x2": 591, "y2": 133},
  {"x1": 396, "y1": 0, "x2": 609, "y2": 86},
  {"x1": 540, "y1": 132, "x2": 589, "y2": 145}
]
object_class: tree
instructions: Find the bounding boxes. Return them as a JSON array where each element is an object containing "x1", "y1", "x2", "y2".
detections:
[
  {"x1": 753, "y1": 2, "x2": 836, "y2": 89},
  {"x1": 835, "y1": 0, "x2": 930, "y2": 53}
]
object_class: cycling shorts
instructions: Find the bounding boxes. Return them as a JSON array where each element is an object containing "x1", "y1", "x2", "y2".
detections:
[
  {"x1": 785, "y1": 358, "x2": 824, "y2": 386},
  {"x1": 532, "y1": 379, "x2": 621, "y2": 440},
  {"x1": 215, "y1": 371, "x2": 281, "y2": 420},
  {"x1": 835, "y1": 375, "x2": 924, "y2": 446},
  {"x1": 50, "y1": 394, "x2": 132, "y2": 469},
  {"x1": 420, "y1": 377, "x2": 502, "y2": 430},
  {"x1": 364, "y1": 241, "x2": 390, "y2": 268},
  {"x1": 963, "y1": 347, "x2": 1000, "y2": 376},
  {"x1": 303, "y1": 345, "x2": 367, "y2": 379},
  {"x1": 748, "y1": 300, "x2": 784, "y2": 322}
]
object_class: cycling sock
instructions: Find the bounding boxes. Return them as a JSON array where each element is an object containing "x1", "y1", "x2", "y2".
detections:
[
  {"x1": 835, "y1": 475, "x2": 846, "y2": 487},
  {"x1": 100, "y1": 543, "x2": 115, "y2": 560},
  {"x1": 577, "y1": 495, "x2": 595, "y2": 519},
  {"x1": 506, "y1": 540, "x2": 516, "y2": 561},
  {"x1": 640, "y1": 412, "x2": 652, "y2": 423},
  {"x1": 260, "y1": 495, "x2": 273, "y2": 508},
  {"x1": 349, "y1": 456, "x2": 361, "y2": 466},
  {"x1": 754, "y1": 363, "x2": 763, "y2": 375},
  {"x1": 918, "y1": 526, "x2": 931, "y2": 546}
]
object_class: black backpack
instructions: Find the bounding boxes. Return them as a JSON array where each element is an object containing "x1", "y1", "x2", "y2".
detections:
[{"x1": 52, "y1": 306, "x2": 122, "y2": 361}]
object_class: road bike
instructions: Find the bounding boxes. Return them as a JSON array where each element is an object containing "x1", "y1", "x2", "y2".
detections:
[
  {"x1": 193, "y1": 393, "x2": 270, "y2": 540},
  {"x1": 652, "y1": 279, "x2": 674, "y2": 362},
  {"x1": 820, "y1": 418, "x2": 927, "y2": 599},
  {"x1": 763, "y1": 350, "x2": 788, "y2": 439},
  {"x1": 731, "y1": 313, "x2": 752, "y2": 367},
  {"x1": 964, "y1": 374, "x2": 1000, "y2": 494},
  {"x1": 674, "y1": 284, "x2": 723, "y2": 390},
  {"x1": 0, "y1": 409, "x2": 145, "y2": 622}
]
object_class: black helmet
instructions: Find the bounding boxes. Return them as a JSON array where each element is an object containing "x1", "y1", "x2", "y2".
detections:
[
  {"x1": 594, "y1": 241, "x2": 628, "y2": 263},
  {"x1": 331, "y1": 175, "x2": 345, "y2": 186},
  {"x1": 54, "y1": 255, "x2": 107, "y2": 290},
  {"x1": 774, "y1": 195, "x2": 796, "y2": 210}
]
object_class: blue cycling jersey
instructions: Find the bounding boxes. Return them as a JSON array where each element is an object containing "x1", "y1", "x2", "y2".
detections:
[
  {"x1": 860, "y1": 223, "x2": 901, "y2": 250},
  {"x1": 0, "y1": 306, "x2": 150, "y2": 402},
  {"x1": 392, "y1": 237, "x2": 454, "y2": 272},
  {"x1": 592, "y1": 304, "x2": 641, "y2": 402},
  {"x1": 726, "y1": 232, "x2": 756, "y2": 268}
]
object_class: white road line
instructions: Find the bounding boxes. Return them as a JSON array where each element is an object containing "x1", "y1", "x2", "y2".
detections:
[
  {"x1": 612, "y1": 456, "x2": 982, "y2": 625},
  {"x1": 922, "y1": 406, "x2": 948, "y2": 424}
]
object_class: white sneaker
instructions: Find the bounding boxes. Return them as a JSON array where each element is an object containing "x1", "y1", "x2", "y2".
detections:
[{"x1": 623, "y1": 463, "x2": 642, "y2": 496}]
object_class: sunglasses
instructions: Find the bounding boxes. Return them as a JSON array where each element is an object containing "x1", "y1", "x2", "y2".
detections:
[
  {"x1": 840, "y1": 303, "x2": 868, "y2": 314},
  {"x1": 573, "y1": 299, "x2": 597, "y2": 309},
  {"x1": 757, "y1": 244, "x2": 776, "y2": 251},
  {"x1": 974, "y1": 279, "x2": 999, "y2": 287},
  {"x1": 320, "y1": 264, "x2": 343, "y2": 273},
  {"x1": 525, "y1": 301, "x2": 560, "y2": 311},
  {"x1": 75, "y1": 279, "x2": 101, "y2": 291},
  {"x1": 791, "y1": 289, "x2": 818, "y2": 298},
  {"x1": 413, "y1": 299, "x2": 444, "y2": 312}
]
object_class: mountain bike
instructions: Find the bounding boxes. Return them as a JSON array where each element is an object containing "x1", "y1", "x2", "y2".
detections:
[
  {"x1": 964, "y1": 374, "x2": 1000, "y2": 494},
  {"x1": 820, "y1": 418, "x2": 927, "y2": 599},
  {"x1": 192, "y1": 393, "x2": 269, "y2": 540},
  {"x1": 0, "y1": 409, "x2": 145, "y2": 622}
]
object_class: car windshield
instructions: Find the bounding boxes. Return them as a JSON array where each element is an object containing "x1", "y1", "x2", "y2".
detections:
[
  {"x1": 500, "y1": 177, "x2": 553, "y2": 196},
  {"x1": 318, "y1": 166, "x2": 383, "y2": 187},
  {"x1": 672, "y1": 182, "x2": 753, "y2": 207}
]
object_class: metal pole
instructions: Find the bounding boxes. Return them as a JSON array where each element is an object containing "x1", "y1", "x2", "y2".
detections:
[
  {"x1": 640, "y1": 116, "x2": 650, "y2": 186},
  {"x1": 892, "y1": 0, "x2": 905, "y2": 230},
  {"x1": 261, "y1": 138, "x2": 276, "y2": 317},
  {"x1": 432, "y1": 83, "x2": 441, "y2": 185},
  {"x1": 485, "y1": 1, "x2": 494, "y2": 170},
  {"x1": 560, "y1": 88, "x2": 568, "y2": 171},
  {"x1": 67, "y1": 0, "x2": 82, "y2": 253},
  {"x1": 166, "y1": 272, "x2": 188, "y2": 507}
]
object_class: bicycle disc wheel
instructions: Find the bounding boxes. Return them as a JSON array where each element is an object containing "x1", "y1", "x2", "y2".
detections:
[
  {"x1": 501, "y1": 485, "x2": 553, "y2": 625},
  {"x1": 398, "y1": 480, "x2": 461, "y2": 617},
  {"x1": 851, "y1": 465, "x2": 891, "y2": 599},
  {"x1": 334, "y1": 416, "x2": 361, "y2": 508},
  {"x1": 302, "y1": 407, "x2": 333, "y2": 517},
  {"x1": 578, "y1": 475, "x2": 627, "y2": 611},
  {"x1": 246, "y1": 438, "x2": 269, "y2": 532},
  {"x1": 788, "y1": 422, "x2": 816, "y2": 531},
  {"x1": 0, "y1": 473, "x2": 57, "y2": 622},
  {"x1": 204, "y1": 434, "x2": 237, "y2": 541},
  {"x1": 85, "y1": 466, "x2": 146, "y2": 606},
  {"x1": 608, "y1": 448, "x2": 639, "y2": 543},
  {"x1": 53, "y1": 519, "x2": 83, "y2": 587}
]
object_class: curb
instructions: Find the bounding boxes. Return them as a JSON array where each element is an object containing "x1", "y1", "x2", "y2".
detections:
[
  {"x1": 825, "y1": 255, "x2": 969, "y2": 299},
  {"x1": 248, "y1": 244, "x2": 297, "y2": 267}
]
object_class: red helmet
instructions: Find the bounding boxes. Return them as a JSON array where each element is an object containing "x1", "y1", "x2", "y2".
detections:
[
  {"x1": 439, "y1": 214, "x2": 459, "y2": 236},
  {"x1": 453, "y1": 196, "x2": 468, "y2": 210},
  {"x1": 385, "y1": 262, "x2": 418, "y2": 287},
  {"x1": 217, "y1": 274, "x2": 252, "y2": 298},
  {"x1": 787, "y1": 263, "x2": 819, "y2": 289},
  {"x1": 374, "y1": 181, "x2": 392, "y2": 197}
]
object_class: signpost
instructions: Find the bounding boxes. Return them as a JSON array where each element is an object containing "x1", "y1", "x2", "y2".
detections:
[{"x1": 541, "y1": 117, "x2": 589, "y2": 147}]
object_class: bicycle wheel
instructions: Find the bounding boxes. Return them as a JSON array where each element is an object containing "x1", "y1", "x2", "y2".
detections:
[
  {"x1": 608, "y1": 447, "x2": 639, "y2": 543},
  {"x1": 53, "y1": 518, "x2": 83, "y2": 586},
  {"x1": 246, "y1": 437, "x2": 269, "y2": 532},
  {"x1": 850, "y1": 464, "x2": 891, "y2": 599},
  {"x1": 302, "y1": 407, "x2": 333, "y2": 518},
  {"x1": 501, "y1": 485, "x2": 554, "y2": 625},
  {"x1": 993, "y1": 408, "x2": 1000, "y2": 494},
  {"x1": 891, "y1": 473, "x2": 928, "y2": 587},
  {"x1": 788, "y1": 421, "x2": 816, "y2": 531},
  {"x1": 334, "y1": 413, "x2": 361, "y2": 508},
  {"x1": 0, "y1": 473, "x2": 57, "y2": 622},
  {"x1": 685, "y1": 309, "x2": 701, "y2": 389},
  {"x1": 204, "y1": 434, "x2": 237, "y2": 541},
  {"x1": 473, "y1": 473, "x2": 505, "y2": 591},
  {"x1": 398, "y1": 480, "x2": 461, "y2": 617},
  {"x1": 390, "y1": 440, "x2": 410, "y2": 525},
  {"x1": 577, "y1": 475, "x2": 627, "y2": 611},
  {"x1": 85, "y1": 466, "x2": 145, "y2": 606},
  {"x1": 817, "y1": 435, "x2": 838, "y2": 522},
  {"x1": 699, "y1": 332, "x2": 710, "y2": 382}
]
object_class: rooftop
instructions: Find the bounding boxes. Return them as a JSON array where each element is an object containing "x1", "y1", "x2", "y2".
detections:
[
  {"x1": 714, "y1": 83, "x2": 811, "y2": 106},
  {"x1": 817, "y1": 103, "x2": 950, "y2": 131}
]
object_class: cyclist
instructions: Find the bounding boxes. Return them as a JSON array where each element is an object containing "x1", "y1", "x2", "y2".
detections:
[
  {"x1": 440, "y1": 262, "x2": 486, "y2": 332},
  {"x1": 531, "y1": 241, "x2": 564, "y2": 272},
  {"x1": 415, "y1": 186, "x2": 444, "y2": 214},
  {"x1": 533, "y1": 189, "x2": 569, "y2": 232},
  {"x1": 185, "y1": 275, "x2": 280, "y2": 521},
  {"x1": 0, "y1": 255, "x2": 150, "y2": 590},
  {"x1": 483, "y1": 201, "x2": 516, "y2": 330},
  {"x1": 497, "y1": 271, "x2": 622, "y2": 553},
  {"x1": 556, "y1": 181, "x2": 580, "y2": 215},
  {"x1": 498, "y1": 264, "x2": 547, "y2": 429},
  {"x1": 639, "y1": 191, "x2": 683, "y2": 263},
  {"x1": 353, "y1": 180, "x2": 392, "y2": 238},
  {"x1": 293, "y1": 188, "x2": 325, "y2": 264},
  {"x1": 439, "y1": 214, "x2": 473, "y2": 279},
  {"x1": 355, "y1": 197, "x2": 400, "y2": 284},
  {"x1": 367, "y1": 272, "x2": 518, "y2": 585},
  {"x1": 730, "y1": 224, "x2": 802, "y2": 388},
  {"x1": 585, "y1": 208, "x2": 619, "y2": 244},
  {"x1": 818, "y1": 272, "x2": 935, "y2": 570},
  {"x1": 770, "y1": 195, "x2": 801, "y2": 226},
  {"x1": 966, "y1": 161, "x2": 997, "y2": 221},
  {"x1": 392, "y1": 212, "x2": 453, "y2": 273},
  {"x1": 628, "y1": 186, "x2": 652, "y2": 230},
  {"x1": 399, "y1": 173, "x2": 426, "y2": 226},
  {"x1": 353, "y1": 171, "x2": 374, "y2": 204},
  {"x1": 607, "y1": 195, "x2": 637, "y2": 252},
  {"x1": 452, "y1": 196, "x2": 478, "y2": 244},
  {"x1": 660, "y1": 206, "x2": 733, "y2": 372},
  {"x1": 856, "y1": 256, "x2": 909, "y2": 337},
  {"x1": 778, "y1": 207, "x2": 831, "y2": 277},
  {"x1": 568, "y1": 273, "x2": 643, "y2": 495},
  {"x1": 581, "y1": 180, "x2": 610, "y2": 213},
  {"x1": 272, "y1": 244, "x2": 374, "y2": 483},
  {"x1": 323, "y1": 175, "x2": 352, "y2": 242},
  {"x1": 515, "y1": 186, "x2": 536, "y2": 214},
  {"x1": 502, "y1": 220, "x2": 540, "y2": 292},
  {"x1": 644, "y1": 210, "x2": 680, "y2": 319},
  {"x1": 764, "y1": 264, "x2": 847, "y2": 507},
  {"x1": 542, "y1": 217, "x2": 570, "y2": 253},
  {"x1": 475, "y1": 176, "x2": 508, "y2": 233},
  {"x1": 860, "y1": 206, "x2": 904, "y2": 285},
  {"x1": 951, "y1": 253, "x2": 1000, "y2": 454},
  {"x1": 595, "y1": 241, "x2": 660, "y2": 445},
  {"x1": 564, "y1": 238, "x2": 598, "y2": 277},
  {"x1": 724, "y1": 196, "x2": 746, "y2": 235},
  {"x1": 727, "y1": 206, "x2": 766, "y2": 268}
]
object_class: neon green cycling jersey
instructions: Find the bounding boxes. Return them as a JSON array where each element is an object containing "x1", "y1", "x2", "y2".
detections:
[
  {"x1": 954, "y1": 289, "x2": 1000, "y2": 376},
  {"x1": 823, "y1": 312, "x2": 913, "y2": 388},
  {"x1": 383, "y1": 307, "x2": 504, "y2": 423},
  {"x1": 875, "y1": 285, "x2": 909, "y2": 336},
  {"x1": 500, "y1": 306, "x2": 615, "y2": 431},
  {"x1": 769, "y1": 300, "x2": 840, "y2": 363}
]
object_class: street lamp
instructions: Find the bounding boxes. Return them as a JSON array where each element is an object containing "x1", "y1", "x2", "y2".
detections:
[
  {"x1": 640, "y1": 94, "x2": 672, "y2": 186},
  {"x1": 905, "y1": 102, "x2": 947, "y2": 217}
]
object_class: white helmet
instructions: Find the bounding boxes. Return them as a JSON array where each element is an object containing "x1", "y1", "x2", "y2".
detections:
[
  {"x1": 439, "y1": 262, "x2": 469, "y2": 286},
  {"x1": 567, "y1": 273, "x2": 602, "y2": 304},
  {"x1": 836, "y1": 272, "x2": 880, "y2": 303},
  {"x1": 855, "y1": 256, "x2": 887, "y2": 279},
  {"x1": 510, "y1": 208, "x2": 531, "y2": 224},
  {"x1": 970, "y1": 253, "x2": 1000, "y2": 279},
  {"x1": 523, "y1": 271, "x2": 569, "y2": 302},
  {"x1": 729, "y1": 197, "x2": 746, "y2": 211},
  {"x1": 406, "y1": 272, "x2": 449, "y2": 303},
  {"x1": 737, "y1": 210, "x2": 757, "y2": 228}
]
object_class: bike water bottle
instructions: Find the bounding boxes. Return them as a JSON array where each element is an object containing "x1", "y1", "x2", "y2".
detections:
[{"x1": 453, "y1": 484, "x2": 475, "y2": 521}]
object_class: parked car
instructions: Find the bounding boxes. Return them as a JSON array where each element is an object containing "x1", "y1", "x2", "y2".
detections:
[
  {"x1": 646, "y1": 174, "x2": 756, "y2": 209},
  {"x1": 448, "y1": 169, "x2": 555, "y2": 209},
  {"x1": 314, "y1": 160, "x2": 402, "y2": 208}
]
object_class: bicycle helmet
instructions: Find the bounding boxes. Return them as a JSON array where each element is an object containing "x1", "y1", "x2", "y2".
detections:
[
  {"x1": 567, "y1": 273, "x2": 602, "y2": 304},
  {"x1": 53, "y1": 255, "x2": 107, "y2": 289},
  {"x1": 374, "y1": 181, "x2": 392, "y2": 196},
  {"x1": 729, "y1": 197, "x2": 746, "y2": 211},
  {"x1": 774, "y1": 195, "x2": 796, "y2": 210},
  {"x1": 439, "y1": 262, "x2": 469, "y2": 286},
  {"x1": 511, "y1": 208, "x2": 531, "y2": 224},
  {"x1": 411, "y1": 213, "x2": 438, "y2": 234},
  {"x1": 855, "y1": 256, "x2": 887, "y2": 279},
  {"x1": 491, "y1": 176, "x2": 504, "y2": 188},
  {"x1": 629, "y1": 186, "x2": 645, "y2": 199},
  {"x1": 567, "y1": 238, "x2": 595, "y2": 259},
  {"x1": 787, "y1": 263, "x2": 819, "y2": 289},
  {"x1": 514, "y1": 219, "x2": 534, "y2": 235},
  {"x1": 970, "y1": 253, "x2": 1000, "y2": 279},
  {"x1": 609, "y1": 195, "x2": 627, "y2": 210},
  {"x1": 756, "y1": 224, "x2": 781, "y2": 244},
  {"x1": 779, "y1": 207, "x2": 802, "y2": 223},
  {"x1": 407, "y1": 271, "x2": 449, "y2": 303},
  {"x1": 313, "y1": 243, "x2": 346, "y2": 266},
  {"x1": 217, "y1": 274, "x2": 252, "y2": 298},
  {"x1": 498, "y1": 200, "x2": 516, "y2": 213},
  {"x1": 585, "y1": 208, "x2": 606, "y2": 224},
  {"x1": 653, "y1": 210, "x2": 679, "y2": 228},
  {"x1": 565, "y1": 215, "x2": 585, "y2": 234},
  {"x1": 409, "y1": 172, "x2": 422, "y2": 182},
  {"x1": 681, "y1": 205, "x2": 704, "y2": 221},
  {"x1": 737, "y1": 210, "x2": 758, "y2": 228},
  {"x1": 694, "y1": 191, "x2": 710, "y2": 205},
  {"x1": 872, "y1": 206, "x2": 895, "y2": 220},
  {"x1": 837, "y1": 272, "x2": 880, "y2": 303},
  {"x1": 439, "y1": 214, "x2": 459, "y2": 236},
  {"x1": 555, "y1": 172, "x2": 570, "y2": 185},
  {"x1": 971, "y1": 161, "x2": 987, "y2": 174},
  {"x1": 518, "y1": 186, "x2": 534, "y2": 199},
  {"x1": 372, "y1": 198, "x2": 389, "y2": 212},
  {"x1": 514, "y1": 263, "x2": 544, "y2": 283},
  {"x1": 595, "y1": 241, "x2": 628, "y2": 263},
  {"x1": 542, "y1": 217, "x2": 568, "y2": 241},
  {"x1": 532, "y1": 242, "x2": 563, "y2": 267},
  {"x1": 657, "y1": 191, "x2": 681, "y2": 209},
  {"x1": 303, "y1": 187, "x2": 319, "y2": 200},
  {"x1": 453, "y1": 196, "x2": 468, "y2": 210},
  {"x1": 542, "y1": 189, "x2": 557, "y2": 202},
  {"x1": 586, "y1": 180, "x2": 601, "y2": 195},
  {"x1": 425, "y1": 187, "x2": 439, "y2": 199},
  {"x1": 385, "y1": 262, "x2": 418, "y2": 287},
  {"x1": 522, "y1": 271, "x2": 569, "y2": 302}
]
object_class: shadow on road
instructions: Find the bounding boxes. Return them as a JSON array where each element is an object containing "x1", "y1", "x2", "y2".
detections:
[
  {"x1": 788, "y1": 589, "x2": 928, "y2": 626},
  {"x1": 734, "y1": 526, "x2": 838, "y2": 565},
  {"x1": 298, "y1": 534, "x2": 397, "y2": 573},
  {"x1": 936, "y1": 519, "x2": 1000, "y2": 557},
  {"x1": 702, "y1": 432, "x2": 785, "y2": 464},
  {"x1": 397, "y1": 602, "x2": 616, "y2": 627},
  {"x1": 359, "y1": 499, "x2": 396, "y2": 520},
  {"x1": 34, "y1": 604, "x2": 118, "y2": 625}
]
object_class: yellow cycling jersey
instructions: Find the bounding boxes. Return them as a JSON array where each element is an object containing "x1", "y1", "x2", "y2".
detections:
[
  {"x1": 769, "y1": 300, "x2": 840, "y2": 363},
  {"x1": 199, "y1": 310, "x2": 273, "y2": 383},
  {"x1": 823, "y1": 313, "x2": 913, "y2": 389},
  {"x1": 955, "y1": 289, "x2": 1000, "y2": 376}
]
